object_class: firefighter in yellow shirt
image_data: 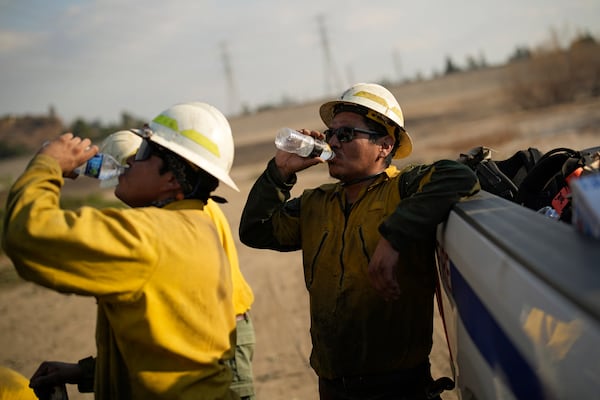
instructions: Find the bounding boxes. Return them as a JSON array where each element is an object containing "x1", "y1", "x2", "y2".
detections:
[
  {"x1": 99, "y1": 130, "x2": 256, "y2": 399},
  {"x1": 0, "y1": 366, "x2": 36, "y2": 400},
  {"x1": 2, "y1": 102, "x2": 242, "y2": 400}
]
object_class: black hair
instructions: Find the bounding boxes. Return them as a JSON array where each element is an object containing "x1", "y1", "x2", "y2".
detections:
[{"x1": 157, "y1": 149, "x2": 221, "y2": 202}]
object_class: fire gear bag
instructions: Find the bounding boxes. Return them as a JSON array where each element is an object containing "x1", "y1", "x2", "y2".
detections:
[
  {"x1": 517, "y1": 146, "x2": 600, "y2": 223},
  {"x1": 457, "y1": 146, "x2": 542, "y2": 202},
  {"x1": 458, "y1": 145, "x2": 600, "y2": 223}
]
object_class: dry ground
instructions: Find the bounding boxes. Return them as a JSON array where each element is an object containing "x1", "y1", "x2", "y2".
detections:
[{"x1": 1, "y1": 65, "x2": 599, "y2": 399}]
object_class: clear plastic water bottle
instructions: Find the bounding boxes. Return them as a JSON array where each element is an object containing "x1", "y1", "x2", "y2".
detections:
[
  {"x1": 74, "y1": 153, "x2": 125, "y2": 180},
  {"x1": 275, "y1": 127, "x2": 334, "y2": 160}
]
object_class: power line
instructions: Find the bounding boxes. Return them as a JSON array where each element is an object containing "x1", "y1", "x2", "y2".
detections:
[
  {"x1": 317, "y1": 14, "x2": 342, "y2": 96},
  {"x1": 220, "y1": 41, "x2": 239, "y2": 115},
  {"x1": 392, "y1": 49, "x2": 402, "y2": 83}
]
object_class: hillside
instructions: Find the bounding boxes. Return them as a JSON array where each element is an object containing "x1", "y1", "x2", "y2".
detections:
[
  {"x1": 2, "y1": 57, "x2": 599, "y2": 169},
  {"x1": 226, "y1": 63, "x2": 599, "y2": 171}
]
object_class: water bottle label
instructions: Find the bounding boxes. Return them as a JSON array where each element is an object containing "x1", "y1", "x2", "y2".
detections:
[
  {"x1": 84, "y1": 154, "x2": 103, "y2": 178},
  {"x1": 310, "y1": 141, "x2": 334, "y2": 160}
]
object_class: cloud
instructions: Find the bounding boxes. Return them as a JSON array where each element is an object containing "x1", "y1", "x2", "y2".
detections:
[
  {"x1": 0, "y1": 29, "x2": 43, "y2": 53},
  {"x1": 1, "y1": 0, "x2": 598, "y2": 124}
]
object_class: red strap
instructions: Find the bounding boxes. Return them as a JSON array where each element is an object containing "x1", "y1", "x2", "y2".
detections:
[{"x1": 551, "y1": 167, "x2": 583, "y2": 214}]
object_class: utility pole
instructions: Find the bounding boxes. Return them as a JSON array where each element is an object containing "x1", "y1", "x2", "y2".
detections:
[
  {"x1": 220, "y1": 41, "x2": 239, "y2": 115},
  {"x1": 392, "y1": 48, "x2": 402, "y2": 83},
  {"x1": 317, "y1": 14, "x2": 342, "y2": 96}
]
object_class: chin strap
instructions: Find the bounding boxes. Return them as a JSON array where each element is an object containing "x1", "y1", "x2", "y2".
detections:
[
  {"x1": 340, "y1": 171, "x2": 385, "y2": 187},
  {"x1": 209, "y1": 195, "x2": 227, "y2": 204},
  {"x1": 151, "y1": 197, "x2": 176, "y2": 208}
]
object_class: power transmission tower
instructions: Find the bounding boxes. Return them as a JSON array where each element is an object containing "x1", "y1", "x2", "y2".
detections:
[
  {"x1": 392, "y1": 49, "x2": 402, "y2": 83},
  {"x1": 317, "y1": 15, "x2": 342, "y2": 96},
  {"x1": 220, "y1": 41, "x2": 239, "y2": 115}
]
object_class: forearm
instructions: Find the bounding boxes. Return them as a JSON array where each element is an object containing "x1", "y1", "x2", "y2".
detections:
[
  {"x1": 239, "y1": 158, "x2": 298, "y2": 250},
  {"x1": 380, "y1": 160, "x2": 479, "y2": 247},
  {"x1": 2, "y1": 155, "x2": 64, "y2": 269},
  {"x1": 2, "y1": 155, "x2": 155, "y2": 296}
]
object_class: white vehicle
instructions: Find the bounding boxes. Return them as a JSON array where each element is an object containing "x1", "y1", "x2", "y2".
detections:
[{"x1": 436, "y1": 191, "x2": 600, "y2": 399}]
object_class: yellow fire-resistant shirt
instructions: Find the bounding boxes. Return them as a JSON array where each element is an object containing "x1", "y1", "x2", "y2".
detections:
[
  {"x1": 2, "y1": 155, "x2": 238, "y2": 400},
  {"x1": 0, "y1": 366, "x2": 37, "y2": 400},
  {"x1": 204, "y1": 201, "x2": 254, "y2": 316}
]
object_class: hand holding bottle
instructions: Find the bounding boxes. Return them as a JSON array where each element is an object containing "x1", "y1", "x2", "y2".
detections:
[
  {"x1": 39, "y1": 133, "x2": 125, "y2": 181},
  {"x1": 38, "y1": 133, "x2": 99, "y2": 179},
  {"x1": 274, "y1": 128, "x2": 331, "y2": 180},
  {"x1": 275, "y1": 127, "x2": 334, "y2": 160}
]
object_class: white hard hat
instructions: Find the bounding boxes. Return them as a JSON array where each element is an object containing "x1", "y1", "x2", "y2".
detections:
[
  {"x1": 98, "y1": 130, "x2": 143, "y2": 188},
  {"x1": 319, "y1": 83, "x2": 413, "y2": 159},
  {"x1": 100, "y1": 130, "x2": 143, "y2": 165},
  {"x1": 133, "y1": 102, "x2": 239, "y2": 192}
]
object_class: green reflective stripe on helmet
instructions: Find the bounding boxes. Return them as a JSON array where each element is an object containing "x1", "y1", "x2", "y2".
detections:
[
  {"x1": 180, "y1": 129, "x2": 220, "y2": 157},
  {"x1": 354, "y1": 91, "x2": 404, "y2": 122},
  {"x1": 153, "y1": 114, "x2": 220, "y2": 157},
  {"x1": 153, "y1": 114, "x2": 180, "y2": 132}
]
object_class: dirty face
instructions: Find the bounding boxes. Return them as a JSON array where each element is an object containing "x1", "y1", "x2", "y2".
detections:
[{"x1": 325, "y1": 112, "x2": 391, "y2": 182}]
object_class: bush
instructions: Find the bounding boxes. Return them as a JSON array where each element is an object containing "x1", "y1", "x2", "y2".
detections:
[
  {"x1": 0, "y1": 142, "x2": 30, "y2": 158},
  {"x1": 506, "y1": 35, "x2": 600, "y2": 108}
]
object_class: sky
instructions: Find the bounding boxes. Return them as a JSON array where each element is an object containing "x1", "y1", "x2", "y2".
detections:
[{"x1": 1, "y1": 0, "x2": 599, "y2": 125}]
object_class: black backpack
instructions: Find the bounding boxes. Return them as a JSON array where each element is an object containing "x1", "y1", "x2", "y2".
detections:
[
  {"x1": 458, "y1": 145, "x2": 600, "y2": 223},
  {"x1": 458, "y1": 146, "x2": 542, "y2": 202},
  {"x1": 517, "y1": 146, "x2": 600, "y2": 222}
]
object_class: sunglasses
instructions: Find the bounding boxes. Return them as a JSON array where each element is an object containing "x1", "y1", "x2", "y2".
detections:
[
  {"x1": 324, "y1": 126, "x2": 385, "y2": 143},
  {"x1": 134, "y1": 139, "x2": 163, "y2": 161}
]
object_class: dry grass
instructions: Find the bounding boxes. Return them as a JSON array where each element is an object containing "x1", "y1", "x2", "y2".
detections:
[{"x1": 506, "y1": 40, "x2": 600, "y2": 109}]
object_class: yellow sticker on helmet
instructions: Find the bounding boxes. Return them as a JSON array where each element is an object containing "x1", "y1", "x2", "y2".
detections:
[{"x1": 354, "y1": 91, "x2": 404, "y2": 122}]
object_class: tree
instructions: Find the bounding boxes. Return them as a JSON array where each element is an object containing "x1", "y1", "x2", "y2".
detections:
[
  {"x1": 508, "y1": 46, "x2": 531, "y2": 63},
  {"x1": 444, "y1": 56, "x2": 460, "y2": 75}
]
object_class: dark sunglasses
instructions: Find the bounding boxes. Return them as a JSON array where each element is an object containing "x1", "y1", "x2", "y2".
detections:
[
  {"x1": 324, "y1": 126, "x2": 385, "y2": 143},
  {"x1": 134, "y1": 139, "x2": 163, "y2": 161}
]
